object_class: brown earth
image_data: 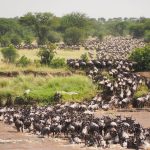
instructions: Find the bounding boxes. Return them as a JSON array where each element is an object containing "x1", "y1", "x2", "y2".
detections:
[
  {"x1": 0, "y1": 70, "x2": 72, "y2": 77},
  {"x1": 1, "y1": 111, "x2": 150, "y2": 150},
  {"x1": 137, "y1": 72, "x2": 150, "y2": 78}
]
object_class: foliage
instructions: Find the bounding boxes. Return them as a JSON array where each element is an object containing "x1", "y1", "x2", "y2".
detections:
[
  {"x1": 24, "y1": 35, "x2": 33, "y2": 45},
  {"x1": 0, "y1": 75, "x2": 97, "y2": 105},
  {"x1": 0, "y1": 35, "x2": 11, "y2": 47},
  {"x1": 81, "y1": 53, "x2": 89, "y2": 62},
  {"x1": 50, "y1": 57, "x2": 66, "y2": 68},
  {"x1": 63, "y1": 27, "x2": 85, "y2": 45},
  {"x1": 38, "y1": 44, "x2": 56, "y2": 65},
  {"x1": 129, "y1": 45, "x2": 150, "y2": 71},
  {"x1": 1, "y1": 45, "x2": 19, "y2": 63},
  {"x1": 61, "y1": 12, "x2": 88, "y2": 30},
  {"x1": 134, "y1": 84, "x2": 149, "y2": 98},
  {"x1": 47, "y1": 31, "x2": 62, "y2": 43},
  {"x1": 96, "y1": 32, "x2": 104, "y2": 40},
  {"x1": 10, "y1": 34, "x2": 22, "y2": 46},
  {"x1": 144, "y1": 30, "x2": 150, "y2": 43},
  {"x1": 129, "y1": 24, "x2": 145, "y2": 38},
  {"x1": 16, "y1": 55, "x2": 31, "y2": 67},
  {"x1": 0, "y1": 13, "x2": 150, "y2": 46}
]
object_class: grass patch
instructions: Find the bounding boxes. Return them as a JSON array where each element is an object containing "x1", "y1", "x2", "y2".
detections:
[
  {"x1": 0, "y1": 75, "x2": 97, "y2": 105},
  {"x1": 101, "y1": 70, "x2": 115, "y2": 81},
  {"x1": 134, "y1": 83, "x2": 149, "y2": 98}
]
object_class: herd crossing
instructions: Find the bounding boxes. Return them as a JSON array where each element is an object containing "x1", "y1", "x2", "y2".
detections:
[{"x1": 0, "y1": 36, "x2": 150, "y2": 149}]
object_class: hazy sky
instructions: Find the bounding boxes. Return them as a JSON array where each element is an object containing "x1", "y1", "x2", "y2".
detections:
[{"x1": 0, "y1": 0, "x2": 150, "y2": 18}]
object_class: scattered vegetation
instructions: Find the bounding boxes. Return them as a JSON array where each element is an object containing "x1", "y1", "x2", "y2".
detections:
[
  {"x1": 50, "y1": 58, "x2": 66, "y2": 68},
  {"x1": 81, "y1": 53, "x2": 89, "y2": 63},
  {"x1": 16, "y1": 55, "x2": 31, "y2": 67},
  {"x1": 134, "y1": 83, "x2": 149, "y2": 98},
  {"x1": 38, "y1": 44, "x2": 56, "y2": 65},
  {"x1": 1, "y1": 45, "x2": 18, "y2": 63},
  {"x1": 129, "y1": 45, "x2": 150, "y2": 71}
]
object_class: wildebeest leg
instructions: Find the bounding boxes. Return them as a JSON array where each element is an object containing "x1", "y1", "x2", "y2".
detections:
[{"x1": 21, "y1": 126, "x2": 23, "y2": 132}]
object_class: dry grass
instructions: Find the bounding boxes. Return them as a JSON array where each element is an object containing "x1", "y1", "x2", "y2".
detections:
[
  {"x1": 0, "y1": 48, "x2": 96, "y2": 73},
  {"x1": 0, "y1": 47, "x2": 95, "y2": 61}
]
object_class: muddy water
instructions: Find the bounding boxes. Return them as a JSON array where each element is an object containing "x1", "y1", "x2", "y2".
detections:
[
  {"x1": 1, "y1": 111, "x2": 150, "y2": 150},
  {"x1": 95, "y1": 111, "x2": 150, "y2": 128}
]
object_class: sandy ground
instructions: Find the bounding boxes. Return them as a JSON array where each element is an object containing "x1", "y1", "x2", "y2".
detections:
[{"x1": 0, "y1": 111, "x2": 150, "y2": 150}]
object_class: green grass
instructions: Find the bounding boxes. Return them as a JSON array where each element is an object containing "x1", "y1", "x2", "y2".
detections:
[
  {"x1": 134, "y1": 83, "x2": 149, "y2": 98},
  {"x1": 101, "y1": 70, "x2": 115, "y2": 81},
  {"x1": 0, "y1": 75, "x2": 97, "y2": 105}
]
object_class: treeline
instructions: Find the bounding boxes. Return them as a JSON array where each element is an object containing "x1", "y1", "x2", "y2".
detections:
[{"x1": 0, "y1": 12, "x2": 150, "y2": 47}]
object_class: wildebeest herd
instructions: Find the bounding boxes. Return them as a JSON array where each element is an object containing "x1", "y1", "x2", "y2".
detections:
[
  {"x1": 1, "y1": 103, "x2": 150, "y2": 149},
  {"x1": 0, "y1": 36, "x2": 150, "y2": 149}
]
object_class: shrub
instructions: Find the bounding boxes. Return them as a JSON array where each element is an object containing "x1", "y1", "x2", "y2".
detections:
[
  {"x1": 81, "y1": 53, "x2": 89, "y2": 62},
  {"x1": 24, "y1": 36, "x2": 33, "y2": 45},
  {"x1": 0, "y1": 35, "x2": 11, "y2": 47},
  {"x1": 134, "y1": 84, "x2": 149, "y2": 98},
  {"x1": 50, "y1": 58, "x2": 66, "y2": 68},
  {"x1": 1, "y1": 44, "x2": 19, "y2": 63},
  {"x1": 144, "y1": 30, "x2": 150, "y2": 43},
  {"x1": 10, "y1": 34, "x2": 22, "y2": 46},
  {"x1": 38, "y1": 44, "x2": 56, "y2": 65},
  {"x1": 129, "y1": 45, "x2": 150, "y2": 71},
  {"x1": 96, "y1": 32, "x2": 104, "y2": 41},
  {"x1": 34, "y1": 59, "x2": 41, "y2": 67},
  {"x1": 16, "y1": 55, "x2": 31, "y2": 67}
]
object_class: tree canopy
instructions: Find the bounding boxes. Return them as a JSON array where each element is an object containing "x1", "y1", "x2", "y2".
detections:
[
  {"x1": 0, "y1": 12, "x2": 150, "y2": 47},
  {"x1": 129, "y1": 45, "x2": 150, "y2": 71}
]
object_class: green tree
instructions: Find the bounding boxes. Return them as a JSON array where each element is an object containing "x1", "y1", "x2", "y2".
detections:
[
  {"x1": 61, "y1": 12, "x2": 88, "y2": 30},
  {"x1": 129, "y1": 24, "x2": 145, "y2": 38},
  {"x1": 19, "y1": 12, "x2": 54, "y2": 45},
  {"x1": 47, "y1": 31, "x2": 62, "y2": 43},
  {"x1": 144, "y1": 30, "x2": 150, "y2": 43},
  {"x1": 24, "y1": 36, "x2": 33, "y2": 45},
  {"x1": 114, "y1": 21, "x2": 128, "y2": 36},
  {"x1": 1, "y1": 45, "x2": 19, "y2": 63},
  {"x1": 38, "y1": 44, "x2": 56, "y2": 65},
  {"x1": 129, "y1": 45, "x2": 150, "y2": 71},
  {"x1": 0, "y1": 35, "x2": 11, "y2": 47},
  {"x1": 10, "y1": 34, "x2": 22, "y2": 46},
  {"x1": 63, "y1": 27, "x2": 85, "y2": 45}
]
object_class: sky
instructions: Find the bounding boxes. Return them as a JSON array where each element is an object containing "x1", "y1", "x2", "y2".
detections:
[{"x1": 0, "y1": 0, "x2": 150, "y2": 19}]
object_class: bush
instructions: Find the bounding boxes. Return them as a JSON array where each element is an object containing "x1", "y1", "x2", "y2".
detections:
[
  {"x1": 50, "y1": 57, "x2": 66, "y2": 68},
  {"x1": 10, "y1": 34, "x2": 22, "y2": 46},
  {"x1": 144, "y1": 30, "x2": 150, "y2": 43},
  {"x1": 24, "y1": 36, "x2": 33, "y2": 45},
  {"x1": 129, "y1": 45, "x2": 150, "y2": 71},
  {"x1": 1, "y1": 44, "x2": 19, "y2": 63},
  {"x1": 38, "y1": 44, "x2": 56, "y2": 65},
  {"x1": 134, "y1": 84, "x2": 149, "y2": 98},
  {"x1": 81, "y1": 53, "x2": 89, "y2": 62},
  {"x1": 96, "y1": 32, "x2": 104, "y2": 41},
  {"x1": 16, "y1": 55, "x2": 31, "y2": 67},
  {"x1": 63, "y1": 27, "x2": 85, "y2": 45},
  {"x1": 0, "y1": 35, "x2": 11, "y2": 47},
  {"x1": 129, "y1": 24, "x2": 145, "y2": 38}
]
